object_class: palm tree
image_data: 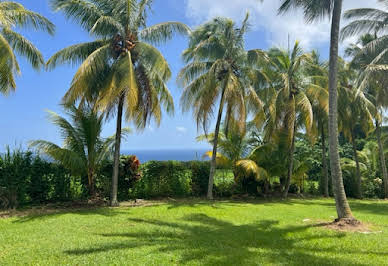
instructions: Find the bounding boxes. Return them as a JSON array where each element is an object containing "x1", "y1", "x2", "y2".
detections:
[
  {"x1": 178, "y1": 14, "x2": 265, "y2": 199},
  {"x1": 30, "y1": 106, "x2": 120, "y2": 197},
  {"x1": 0, "y1": 1, "x2": 54, "y2": 94},
  {"x1": 305, "y1": 51, "x2": 330, "y2": 197},
  {"x1": 344, "y1": 34, "x2": 388, "y2": 198},
  {"x1": 341, "y1": 0, "x2": 388, "y2": 73},
  {"x1": 198, "y1": 119, "x2": 252, "y2": 177},
  {"x1": 338, "y1": 81, "x2": 375, "y2": 199},
  {"x1": 48, "y1": 0, "x2": 190, "y2": 206},
  {"x1": 260, "y1": 42, "x2": 313, "y2": 198},
  {"x1": 279, "y1": 0, "x2": 355, "y2": 221}
]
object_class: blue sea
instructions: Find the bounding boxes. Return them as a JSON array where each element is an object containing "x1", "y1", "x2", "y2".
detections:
[
  {"x1": 122, "y1": 149, "x2": 209, "y2": 163},
  {"x1": 0, "y1": 149, "x2": 210, "y2": 163}
]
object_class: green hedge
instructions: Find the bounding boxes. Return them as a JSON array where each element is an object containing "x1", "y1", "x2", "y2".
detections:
[
  {"x1": 129, "y1": 161, "x2": 210, "y2": 199},
  {"x1": 0, "y1": 149, "x2": 84, "y2": 209}
]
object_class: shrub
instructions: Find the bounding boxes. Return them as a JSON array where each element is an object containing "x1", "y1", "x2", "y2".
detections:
[
  {"x1": 129, "y1": 161, "x2": 210, "y2": 199},
  {"x1": 0, "y1": 148, "x2": 85, "y2": 209},
  {"x1": 363, "y1": 178, "x2": 384, "y2": 199},
  {"x1": 0, "y1": 148, "x2": 32, "y2": 208},
  {"x1": 189, "y1": 161, "x2": 210, "y2": 196},
  {"x1": 98, "y1": 155, "x2": 143, "y2": 200}
]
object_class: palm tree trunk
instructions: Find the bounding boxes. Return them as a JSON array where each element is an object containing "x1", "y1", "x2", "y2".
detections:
[
  {"x1": 321, "y1": 123, "x2": 329, "y2": 197},
  {"x1": 376, "y1": 121, "x2": 388, "y2": 198},
  {"x1": 328, "y1": 0, "x2": 354, "y2": 220},
  {"x1": 351, "y1": 132, "x2": 362, "y2": 199},
  {"x1": 110, "y1": 94, "x2": 124, "y2": 206},
  {"x1": 88, "y1": 168, "x2": 95, "y2": 197},
  {"x1": 207, "y1": 88, "x2": 226, "y2": 200},
  {"x1": 282, "y1": 112, "x2": 296, "y2": 199}
]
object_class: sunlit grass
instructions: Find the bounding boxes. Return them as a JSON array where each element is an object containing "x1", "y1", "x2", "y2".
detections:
[{"x1": 0, "y1": 198, "x2": 387, "y2": 265}]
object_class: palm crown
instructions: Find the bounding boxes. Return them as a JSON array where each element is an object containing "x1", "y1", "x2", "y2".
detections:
[
  {"x1": 48, "y1": 0, "x2": 190, "y2": 127},
  {"x1": 30, "y1": 106, "x2": 120, "y2": 195},
  {"x1": 0, "y1": 1, "x2": 54, "y2": 94}
]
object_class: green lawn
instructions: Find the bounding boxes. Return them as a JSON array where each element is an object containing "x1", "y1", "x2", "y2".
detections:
[{"x1": 0, "y1": 199, "x2": 387, "y2": 265}]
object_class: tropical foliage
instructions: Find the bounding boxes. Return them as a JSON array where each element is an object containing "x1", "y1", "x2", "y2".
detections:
[
  {"x1": 179, "y1": 14, "x2": 265, "y2": 199},
  {"x1": 30, "y1": 106, "x2": 119, "y2": 196},
  {"x1": 0, "y1": 0, "x2": 388, "y2": 227},
  {"x1": 0, "y1": 1, "x2": 54, "y2": 94},
  {"x1": 49, "y1": 0, "x2": 190, "y2": 205}
]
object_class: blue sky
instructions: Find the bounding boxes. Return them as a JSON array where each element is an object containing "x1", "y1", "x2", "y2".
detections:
[{"x1": 0, "y1": 0, "x2": 381, "y2": 151}]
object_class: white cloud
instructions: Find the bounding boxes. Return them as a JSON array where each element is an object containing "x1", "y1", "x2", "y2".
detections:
[
  {"x1": 184, "y1": 0, "x2": 383, "y2": 50},
  {"x1": 176, "y1": 126, "x2": 188, "y2": 134}
]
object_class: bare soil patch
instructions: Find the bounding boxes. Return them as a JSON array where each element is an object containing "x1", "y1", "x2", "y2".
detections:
[{"x1": 324, "y1": 218, "x2": 373, "y2": 233}]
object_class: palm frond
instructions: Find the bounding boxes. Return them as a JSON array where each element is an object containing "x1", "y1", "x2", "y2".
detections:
[
  {"x1": 140, "y1": 21, "x2": 191, "y2": 45},
  {"x1": 2, "y1": 27, "x2": 44, "y2": 69}
]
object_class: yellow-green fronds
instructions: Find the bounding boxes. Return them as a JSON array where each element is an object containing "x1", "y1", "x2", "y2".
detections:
[
  {"x1": 202, "y1": 151, "x2": 231, "y2": 168},
  {"x1": 235, "y1": 159, "x2": 268, "y2": 182}
]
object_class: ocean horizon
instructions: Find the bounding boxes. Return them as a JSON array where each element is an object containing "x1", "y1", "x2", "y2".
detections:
[{"x1": 122, "y1": 149, "x2": 209, "y2": 163}]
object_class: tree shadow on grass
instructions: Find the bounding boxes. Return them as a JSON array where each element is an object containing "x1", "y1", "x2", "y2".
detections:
[
  {"x1": 288, "y1": 199, "x2": 388, "y2": 216},
  {"x1": 63, "y1": 213, "x2": 380, "y2": 265},
  {"x1": 12, "y1": 207, "x2": 127, "y2": 223},
  {"x1": 165, "y1": 199, "x2": 226, "y2": 210}
]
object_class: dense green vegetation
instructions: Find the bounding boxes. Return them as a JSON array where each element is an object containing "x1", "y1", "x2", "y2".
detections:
[
  {"x1": 0, "y1": 0, "x2": 388, "y2": 223},
  {"x1": 2, "y1": 0, "x2": 388, "y2": 264},
  {"x1": 1, "y1": 199, "x2": 387, "y2": 265}
]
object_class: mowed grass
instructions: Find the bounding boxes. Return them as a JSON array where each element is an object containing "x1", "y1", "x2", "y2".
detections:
[{"x1": 0, "y1": 199, "x2": 387, "y2": 265}]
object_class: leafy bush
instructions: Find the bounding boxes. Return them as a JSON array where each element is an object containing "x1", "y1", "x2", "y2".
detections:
[
  {"x1": 129, "y1": 161, "x2": 210, "y2": 199},
  {"x1": 214, "y1": 170, "x2": 235, "y2": 197},
  {"x1": 0, "y1": 148, "x2": 84, "y2": 209},
  {"x1": 306, "y1": 181, "x2": 320, "y2": 195},
  {"x1": 0, "y1": 148, "x2": 32, "y2": 208},
  {"x1": 363, "y1": 178, "x2": 384, "y2": 199},
  {"x1": 189, "y1": 161, "x2": 210, "y2": 196},
  {"x1": 98, "y1": 155, "x2": 142, "y2": 200}
]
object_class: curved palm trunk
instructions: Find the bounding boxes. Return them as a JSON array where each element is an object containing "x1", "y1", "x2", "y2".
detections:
[
  {"x1": 321, "y1": 123, "x2": 329, "y2": 197},
  {"x1": 376, "y1": 121, "x2": 388, "y2": 198},
  {"x1": 207, "y1": 88, "x2": 226, "y2": 200},
  {"x1": 282, "y1": 112, "x2": 296, "y2": 199},
  {"x1": 328, "y1": 0, "x2": 354, "y2": 220},
  {"x1": 110, "y1": 94, "x2": 124, "y2": 206},
  {"x1": 351, "y1": 131, "x2": 362, "y2": 199}
]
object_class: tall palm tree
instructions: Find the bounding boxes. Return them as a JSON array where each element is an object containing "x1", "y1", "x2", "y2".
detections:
[
  {"x1": 178, "y1": 14, "x2": 265, "y2": 199},
  {"x1": 337, "y1": 81, "x2": 375, "y2": 199},
  {"x1": 0, "y1": 1, "x2": 54, "y2": 94},
  {"x1": 305, "y1": 51, "x2": 330, "y2": 197},
  {"x1": 30, "y1": 106, "x2": 120, "y2": 196},
  {"x1": 48, "y1": 0, "x2": 190, "y2": 206},
  {"x1": 279, "y1": 0, "x2": 355, "y2": 220},
  {"x1": 260, "y1": 42, "x2": 313, "y2": 198},
  {"x1": 341, "y1": 0, "x2": 388, "y2": 73},
  {"x1": 344, "y1": 34, "x2": 388, "y2": 198}
]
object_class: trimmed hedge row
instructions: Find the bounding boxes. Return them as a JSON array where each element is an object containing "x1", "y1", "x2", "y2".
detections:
[
  {"x1": 129, "y1": 161, "x2": 210, "y2": 199},
  {"x1": 0, "y1": 150, "x2": 83, "y2": 209}
]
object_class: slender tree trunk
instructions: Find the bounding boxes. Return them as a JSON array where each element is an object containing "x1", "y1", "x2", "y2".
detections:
[
  {"x1": 110, "y1": 94, "x2": 124, "y2": 206},
  {"x1": 283, "y1": 98, "x2": 296, "y2": 199},
  {"x1": 351, "y1": 132, "x2": 362, "y2": 199},
  {"x1": 88, "y1": 168, "x2": 95, "y2": 197},
  {"x1": 282, "y1": 116, "x2": 296, "y2": 199},
  {"x1": 376, "y1": 121, "x2": 388, "y2": 198},
  {"x1": 328, "y1": 0, "x2": 354, "y2": 220},
  {"x1": 321, "y1": 123, "x2": 329, "y2": 197},
  {"x1": 207, "y1": 88, "x2": 226, "y2": 200}
]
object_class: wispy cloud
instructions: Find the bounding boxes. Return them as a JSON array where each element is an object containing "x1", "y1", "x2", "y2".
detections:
[
  {"x1": 184, "y1": 0, "x2": 382, "y2": 50},
  {"x1": 176, "y1": 126, "x2": 188, "y2": 135}
]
